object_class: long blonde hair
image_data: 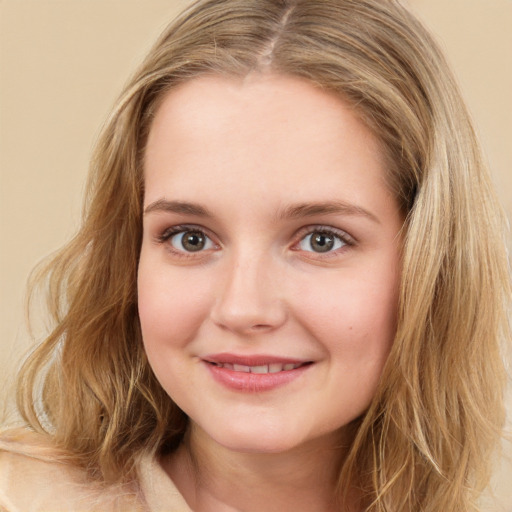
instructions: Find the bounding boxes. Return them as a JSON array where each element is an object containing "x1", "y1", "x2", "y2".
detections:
[{"x1": 16, "y1": 1, "x2": 510, "y2": 510}]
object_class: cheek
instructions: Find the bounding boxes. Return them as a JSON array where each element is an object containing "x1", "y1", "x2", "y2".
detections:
[
  {"x1": 137, "y1": 258, "x2": 212, "y2": 350},
  {"x1": 293, "y1": 267, "x2": 399, "y2": 361}
]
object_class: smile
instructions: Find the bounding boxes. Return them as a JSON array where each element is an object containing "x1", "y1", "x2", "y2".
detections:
[
  {"x1": 208, "y1": 362, "x2": 305, "y2": 373},
  {"x1": 202, "y1": 354, "x2": 313, "y2": 392}
]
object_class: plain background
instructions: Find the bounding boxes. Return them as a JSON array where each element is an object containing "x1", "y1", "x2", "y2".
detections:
[{"x1": 1, "y1": 0, "x2": 511, "y2": 508}]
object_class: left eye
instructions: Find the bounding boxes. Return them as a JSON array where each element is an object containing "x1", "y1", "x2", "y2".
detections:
[
  {"x1": 298, "y1": 230, "x2": 347, "y2": 253},
  {"x1": 170, "y1": 230, "x2": 215, "y2": 252}
]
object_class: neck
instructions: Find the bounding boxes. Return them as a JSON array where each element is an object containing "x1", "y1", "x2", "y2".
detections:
[{"x1": 163, "y1": 423, "x2": 359, "y2": 512}]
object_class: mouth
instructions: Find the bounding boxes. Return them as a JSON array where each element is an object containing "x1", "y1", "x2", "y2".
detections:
[
  {"x1": 202, "y1": 353, "x2": 314, "y2": 392},
  {"x1": 205, "y1": 361, "x2": 310, "y2": 374}
]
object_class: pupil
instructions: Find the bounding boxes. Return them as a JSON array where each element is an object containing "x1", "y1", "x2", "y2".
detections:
[
  {"x1": 183, "y1": 231, "x2": 205, "y2": 252},
  {"x1": 311, "y1": 232, "x2": 334, "y2": 253}
]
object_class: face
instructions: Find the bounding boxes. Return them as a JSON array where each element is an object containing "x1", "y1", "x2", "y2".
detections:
[{"x1": 138, "y1": 74, "x2": 403, "y2": 454}]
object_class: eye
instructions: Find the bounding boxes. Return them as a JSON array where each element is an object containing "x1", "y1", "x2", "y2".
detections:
[
  {"x1": 298, "y1": 229, "x2": 348, "y2": 253},
  {"x1": 169, "y1": 229, "x2": 215, "y2": 252}
]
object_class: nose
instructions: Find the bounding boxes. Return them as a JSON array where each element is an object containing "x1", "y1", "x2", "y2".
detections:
[{"x1": 210, "y1": 252, "x2": 288, "y2": 335}]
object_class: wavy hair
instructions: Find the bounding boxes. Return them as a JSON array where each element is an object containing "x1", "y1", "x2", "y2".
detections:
[{"x1": 16, "y1": 0, "x2": 510, "y2": 510}]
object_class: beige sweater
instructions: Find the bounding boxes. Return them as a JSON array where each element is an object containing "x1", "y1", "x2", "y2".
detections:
[{"x1": 0, "y1": 431, "x2": 192, "y2": 512}]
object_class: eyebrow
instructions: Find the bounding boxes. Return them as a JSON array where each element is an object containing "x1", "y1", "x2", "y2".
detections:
[
  {"x1": 144, "y1": 198, "x2": 379, "y2": 223},
  {"x1": 144, "y1": 199, "x2": 214, "y2": 217},
  {"x1": 276, "y1": 201, "x2": 380, "y2": 224}
]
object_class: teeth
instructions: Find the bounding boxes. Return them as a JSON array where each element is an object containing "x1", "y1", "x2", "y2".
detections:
[
  {"x1": 214, "y1": 362, "x2": 303, "y2": 373},
  {"x1": 269, "y1": 363, "x2": 283, "y2": 373},
  {"x1": 233, "y1": 364, "x2": 250, "y2": 373},
  {"x1": 251, "y1": 365, "x2": 268, "y2": 374}
]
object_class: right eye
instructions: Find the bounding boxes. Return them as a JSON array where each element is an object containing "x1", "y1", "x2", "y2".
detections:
[{"x1": 168, "y1": 229, "x2": 215, "y2": 252}]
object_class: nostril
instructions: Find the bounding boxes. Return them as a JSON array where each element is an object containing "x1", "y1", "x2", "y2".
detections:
[{"x1": 210, "y1": 285, "x2": 288, "y2": 334}]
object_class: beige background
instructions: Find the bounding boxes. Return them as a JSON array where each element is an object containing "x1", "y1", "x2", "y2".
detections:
[{"x1": 1, "y1": 0, "x2": 511, "y2": 508}]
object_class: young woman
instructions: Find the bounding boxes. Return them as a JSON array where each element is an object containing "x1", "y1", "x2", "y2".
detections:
[{"x1": 1, "y1": 0, "x2": 509, "y2": 511}]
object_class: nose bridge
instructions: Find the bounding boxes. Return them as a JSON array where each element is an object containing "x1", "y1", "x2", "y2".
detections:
[{"x1": 211, "y1": 246, "x2": 286, "y2": 334}]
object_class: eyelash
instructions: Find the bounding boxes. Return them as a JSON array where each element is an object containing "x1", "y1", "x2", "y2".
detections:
[
  {"x1": 156, "y1": 224, "x2": 218, "y2": 258},
  {"x1": 155, "y1": 224, "x2": 355, "y2": 259},
  {"x1": 293, "y1": 225, "x2": 355, "y2": 257}
]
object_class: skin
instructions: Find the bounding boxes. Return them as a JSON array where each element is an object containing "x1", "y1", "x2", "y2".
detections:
[{"x1": 138, "y1": 73, "x2": 403, "y2": 512}]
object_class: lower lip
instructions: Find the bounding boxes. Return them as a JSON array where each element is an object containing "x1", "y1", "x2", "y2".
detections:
[{"x1": 205, "y1": 362, "x2": 311, "y2": 392}]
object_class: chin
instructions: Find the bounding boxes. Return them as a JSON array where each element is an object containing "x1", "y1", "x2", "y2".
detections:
[{"x1": 205, "y1": 421, "x2": 325, "y2": 455}]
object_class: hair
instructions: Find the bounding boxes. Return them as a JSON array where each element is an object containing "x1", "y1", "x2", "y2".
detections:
[{"x1": 14, "y1": 0, "x2": 510, "y2": 510}]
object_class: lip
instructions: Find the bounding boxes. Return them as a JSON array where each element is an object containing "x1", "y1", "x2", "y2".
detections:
[
  {"x1": 204, "y1": 353, "x2": 310, "y2": 366},
  {"x1": 202, "y1": 353, "x2": 313, "y2": 392}
]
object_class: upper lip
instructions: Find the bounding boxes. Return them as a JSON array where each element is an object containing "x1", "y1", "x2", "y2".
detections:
[{"x1": 203, "y1": 353, "x2": 312, "y2": 366}]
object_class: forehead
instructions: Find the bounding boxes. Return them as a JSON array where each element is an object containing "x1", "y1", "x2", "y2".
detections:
[
  {"x1": 147, "y1": 74, "x2": 382, "y2": 146},
  {"x1": 143, "y1": 73, "x2": 393, "y2": 215}
]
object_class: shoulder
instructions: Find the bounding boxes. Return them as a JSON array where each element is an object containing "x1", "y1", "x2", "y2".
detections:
[{"x1": 0, "y1": 429, "x2": 142, "y2": 512}]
